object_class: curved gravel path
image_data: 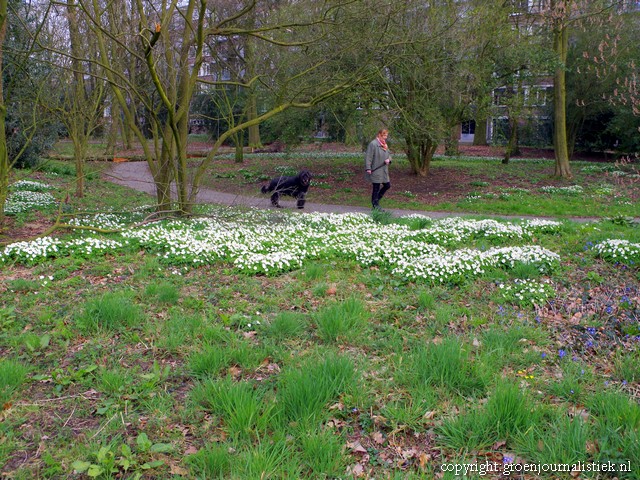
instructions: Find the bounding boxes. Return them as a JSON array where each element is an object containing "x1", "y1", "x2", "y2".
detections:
[{"x1": 105, "y1": 161, "x2": 604, "y2": 222}]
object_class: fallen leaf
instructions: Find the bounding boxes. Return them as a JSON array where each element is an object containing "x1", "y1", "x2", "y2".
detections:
[
  {"x1": 347, "y1": 463, "x2": 365, "y2": 477},
  {"x1": 492, "y1": 440, "x2": 506, "y2": 450},
  {"x1": 586, "y1": 440, "x2": 599, "y2": 455},
  {"x1": 372, "y1": 431, "x2": 385, "y2": 445},
  {"x1": 419, "y1": 452, "x2": 431, "y2": 470},
  {"x1": 170, "y1": 464, "x2": 189, "y2": 475},
  {"x1": 347, "y1": 441, "x2": 367, "y2": 454}
]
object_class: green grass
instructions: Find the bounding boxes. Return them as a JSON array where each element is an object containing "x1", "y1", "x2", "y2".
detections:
[
  {"x1": 2, "y1": 147, "x2": 639, "y2": 478},
  {"x1": 75, "y1": 291, "x2": 143, "y2": 333},
  {"x1": 190, "y1": 150, "x2": 639, "y2": 218},
  {"x1": 314, "y1": 297, "x2": 369, "y2": 343},
  {"x1": 0, "y1": 360, "x2": 29, "y2": 405}
]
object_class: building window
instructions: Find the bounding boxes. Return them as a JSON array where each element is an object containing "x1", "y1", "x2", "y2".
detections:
[
  {"x1": 461, "y1": 120, "x2": 475, "y2": 135},
  {"x1": 493, "y1": 87, "x2": 507, "y2": 106}
]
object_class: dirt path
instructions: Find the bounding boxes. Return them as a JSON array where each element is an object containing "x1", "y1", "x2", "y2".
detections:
[{"x1": 105, "y1": 161, "x2": 602, "y2": 222}]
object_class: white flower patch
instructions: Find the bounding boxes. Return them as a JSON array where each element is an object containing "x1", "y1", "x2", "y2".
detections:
[
  {"x1": 0, "y1": 236, "x2": 62, "y2": 264},
  {"x1": 2, "y1": 211, "x2": 565, "y2": 280},
  {"x1": 487, "y1": 246, "x2": 560, "y2": 273},
  {"x1": 498, "y1": 278, "x2": 555, "y2": 307},
  {"x1": 10, "y1": 180, "x2": 53, "y2": 192},
  {"x1": 392, "y1": 248, "x2": 489, "y2": 284},
  {"x1": 234, "y1": 250, "x2": 304, "y2": 275},
  {"x1": 69, "y1": 213, "x2": 135, "y2": 230},
  {"x1": 65, "y1": 237, "x2": 127, "y2": 257},
  {"x1": 593, "y1": 239, "x2": 640, "y2": 265},
  {"x1": 5, "y1": 190, "x2": 57, "y2": 215},
  {"x1": 540, "y1": 185, "x2": 584, "y2": 195}
]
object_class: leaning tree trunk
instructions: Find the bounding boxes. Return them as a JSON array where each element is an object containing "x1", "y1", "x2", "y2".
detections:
[{"x1": 553, "y1": 22, "x2": 573, "y2": 179}]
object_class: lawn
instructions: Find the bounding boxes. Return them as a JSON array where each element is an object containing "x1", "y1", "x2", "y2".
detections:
[
  {"x1": 195, "y1": 148, "x2": 639, "y2": 218},
  {"x1": 1, "y1": 154, "x2": 639, "y2": 479}
]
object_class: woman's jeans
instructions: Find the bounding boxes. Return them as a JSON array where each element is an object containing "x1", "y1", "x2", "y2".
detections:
[{"x1": 371, "y1": 182, "x2": 391, "y2": 208}]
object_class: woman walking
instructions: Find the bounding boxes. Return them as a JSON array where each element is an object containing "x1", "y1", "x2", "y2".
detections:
[{"x1": 365, "y1": 129, "x2": 392, "y2": 209}]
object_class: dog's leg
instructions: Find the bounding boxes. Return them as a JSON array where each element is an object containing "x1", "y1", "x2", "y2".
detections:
[
  {"x1": 271, "y1": 192, "x2": 282, "y2": 208},
  {"x1": 296, "y1": 192, "x2": 306, "y2": 209}
]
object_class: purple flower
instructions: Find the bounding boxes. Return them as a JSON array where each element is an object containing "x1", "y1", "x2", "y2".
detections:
[
  {"x1": 605, "y1": 306, "x2": 613, "y2": 314},
  {"x1": 586, "y1": 340, "x2": 594, "y2": 348},
  {"x1": 541, "y1": 352, "x2": 547, "y2": 359},
  {"x1": 503, "y1": 456, "x2": 514, "y2": 464},
  {"x1": 558, "y1": 349, "x2": 566, "y2": 358}
]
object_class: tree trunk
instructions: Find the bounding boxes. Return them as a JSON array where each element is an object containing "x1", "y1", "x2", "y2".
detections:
[
  {"x1": 444, "y1": 125, "x2": 459, "y2": 156},
  {"x1": 234, "y1": 131, "x2": 244, "y2": 163},
  {"x1": 104, "y1": 101, "x2": 119, "y2": 156},
  {"x1": 0, "y1": 0, "x2": 8, "y2": 221},
  {"x1": 473, "y1": 117, "x2": 488, "y2": 146},
  {"x1": 553, "y1": 22, "x2": 572, "y2": 178},
  {"x1": 406, "y1": 136, "x2": 437, "y2": 177},
  {"x1": 503, "y1": 116, "x2": 519, "y2": 164},
  {"x1": 67, "y1": 0, "x2": 89, "y2": 197},
  {"x1": 246, "y1": 93, "x2": 261, "y2": 149}
]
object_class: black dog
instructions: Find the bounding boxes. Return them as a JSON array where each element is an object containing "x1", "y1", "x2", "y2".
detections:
[{"x1": 260, "y1": 170, "x2": 312, "y2": 209}]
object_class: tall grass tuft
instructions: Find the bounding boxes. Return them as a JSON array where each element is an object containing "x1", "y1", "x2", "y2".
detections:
[
  {"x1": 381, "y1": 385, "x2": 437, "y2": 431},
  {"x1": 156, "y1": 312, "x2": 204, "y2": 352},
  {"x1": 277, "y1": 353, "x2": 357, "y2": 425},
  {"x1": 144, "y1": 281, "x2": 180, "y2": 304},
  {"x1": 398, "y1": 337, "x2": 488, "y2": 397},
  {"x1": 417, "y1": 290, "x2": 436, "y2": 311},
  {"x1": 264, "y1": 311, "x2": 307, "y2": 339},
  {"x1": 190, "y1": 377, "x2": 274, "y2": 441},
  {"x1": 0, "y1": 359, "x2": 29, "y2": 405},
  {"x1": 314, "y1": 297, "x2": 369, "y2": 343},
  {"x1": 187, "y1": 443, "x2": 232, "y2": 479},
  {"x1": 515, "y1": 414, "x2": 589, "y2": 465},
  {"x1": 480, "y1": 325, "x2": 546, "y2": 369},
  {"x1": 302, "y1": 262, "x2": 326, "y2": 281},
  {"x1": 587, "y1": 390, "x2": 640, "y2": 467},
  {"x1": 98, "y1": 367, "x2": 133, "y2": 396},
  {"x1": 189, "y1": 345, "x2": 229, "y2": 378},
  {"x1": 75, "y1": 291, "x2": 142, "y2": 333},
  {"x1": 298, "y1": 428, "x2": 346, "y2": 477},
  {"x1": 237, "y1": 437, "x2": 293, "y2": 478},
  {"x1": 438, "y1": 381, "x2": 536, "y2": 451}
]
